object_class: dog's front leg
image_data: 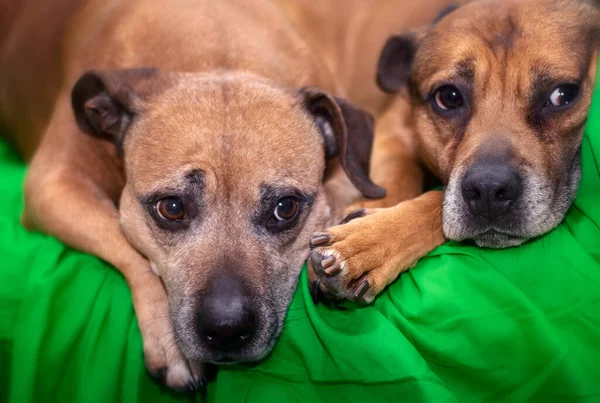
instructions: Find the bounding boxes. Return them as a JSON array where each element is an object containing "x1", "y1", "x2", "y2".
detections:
[{"x1": 309, "y1": 190, "x2": 445, "y2": 304}]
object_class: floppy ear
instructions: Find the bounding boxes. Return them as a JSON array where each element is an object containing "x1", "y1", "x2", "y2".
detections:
[
  {"x1": 376, "y1": 34, "x2": 420, "y2": 94},
  {"x1": 71, "y1": 68, "x2": 159, "y2": 150},
  {"x1": 300, "y1": 87, "x2": 386, "y2": 199},
  {"x1": 377, "y1": 4, "x2": 460, "y2": 94}
]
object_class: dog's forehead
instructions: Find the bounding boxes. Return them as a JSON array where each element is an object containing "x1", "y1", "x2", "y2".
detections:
[
  {"x1": 420, "y1": 0, "x2": 594, "y2": 82},
  {"x1": 124, "y1": 76, "x2": 325, "y2": 195},
  {"x1": 412, "y1": 0, "x2": 597, "y2": 180}
]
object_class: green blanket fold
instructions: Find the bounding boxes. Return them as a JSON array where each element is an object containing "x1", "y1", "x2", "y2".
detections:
[{"x1": 1, "y1": 71, "x2": 599, "y2": 402}]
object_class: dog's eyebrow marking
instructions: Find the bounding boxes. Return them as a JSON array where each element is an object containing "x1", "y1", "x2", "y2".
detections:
[
  {"x1": 456, "y1": 59, "x2": 475, "y2": 82},
  {"x1": 138, "y1": 169, "x2": 206, "y2": 204},
  {"x1": 258, "y1": 184, "x2": 315, "y2": 205},
  {"x1": 529, "y1": 66, "x2": 554, "y2": 97},
  {"x1": 185, "y1": 169, "x2": 205, "y2": 186}
]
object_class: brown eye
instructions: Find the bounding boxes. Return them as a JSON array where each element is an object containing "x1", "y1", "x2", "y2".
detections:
[
  {"x1": 156, "y1": 197, "x2": 184, "y2": 221},
  {"x1": 433, "y1": 85, "x2": 464, "y2": 111},
  {"x1": 274, "y1": 197, "x2": 298, "y2": 221}
]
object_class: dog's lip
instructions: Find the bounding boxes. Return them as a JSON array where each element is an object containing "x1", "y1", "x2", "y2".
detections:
[
  {"x1": 480, "y1": 229, "x2": 510, "y2": 235},
  {"x1": 211, "y1": 358, "x2": 239, "y2": 365},
  {"x1": 476, "y1": 228, "x2": 520, "y2": 239}
]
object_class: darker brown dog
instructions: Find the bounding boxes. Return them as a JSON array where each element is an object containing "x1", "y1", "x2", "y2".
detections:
[
  {"x1": 0, "y1": 0, "x2": 394, "y2": 394},
  {"x1": 310, "y1": 0, "x2": 600, "y2": 304}
]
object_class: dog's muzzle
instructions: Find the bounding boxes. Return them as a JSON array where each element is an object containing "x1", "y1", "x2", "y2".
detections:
[
  {"x1": 443, "y1": 156, "x2": 530, "y2": 248},
  {"x1": 460, "y1": 158, "x2": 524, "y2": 224}
]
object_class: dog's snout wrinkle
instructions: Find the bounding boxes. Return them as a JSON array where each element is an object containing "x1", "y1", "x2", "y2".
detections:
[{"x1": 461, "y1": 161, "x2": 523, "y2": 222}]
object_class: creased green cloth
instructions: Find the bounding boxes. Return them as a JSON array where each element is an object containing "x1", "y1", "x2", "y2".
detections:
[{"x1": 1, "y1": 70, "x2": 599, "y2": 402}]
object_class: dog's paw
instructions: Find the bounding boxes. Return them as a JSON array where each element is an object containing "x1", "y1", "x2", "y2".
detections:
[
  {"x1": 309, "y1": 203, "x2": 437, "y2": 305},
  {"x1": 142, "y1": 321, "x2": 207, "y2": 398},
  {"x1": 309, "y1": 194, "x2": 446, "y2": 305},
  {"x1": 131, "y1": 276, "x2": 207, "y2": 397},
  {"x1": 309, "y1": 208, "x2": 399, "y2": 304}
]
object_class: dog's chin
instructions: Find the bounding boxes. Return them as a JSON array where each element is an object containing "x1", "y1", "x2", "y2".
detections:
[
  {"x1": 472, "y1": 230, "x2": 527, "y2": 249},
  {"x1": 444, "y1": 194, "x2": 576, "y2": 248}
]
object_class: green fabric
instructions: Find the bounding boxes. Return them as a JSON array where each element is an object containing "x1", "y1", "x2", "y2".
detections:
[{"x1": 1, "y1": 71, "x2": 599, "y2": 402}]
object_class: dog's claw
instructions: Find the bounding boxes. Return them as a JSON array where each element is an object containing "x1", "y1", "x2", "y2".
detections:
[
  {"x1": 311, "y1": 279, "x2": 322, "y2": 305},
  {"x1": 197, "y1": 376, "x2": 208, "y2": 399},
  {"x1": 321, "y1": 255, "x2": 335, "y2": 269},
  {"x1": 310, "y1": 248, "x2": 340, "y2": 277},
  {"x1": 341, "y1": 208, "x2": 367, "y2": 224},
  {"x1": 309, "y1": 250, "x2": 325, "y2": 276},
  {"x1": 354, "y1": 278, "x2": 370, "y2": 300},
  {"x1": 185, "y1": 381, "x2": 197, "y2": 403},
  {"x1": 310, "y1": 277, "x2": 345, "y2": 307},
  {"x1": 310, "y1": 234, "x2": 331, "y2": 248},
  {"x1": 324, "y1": 264, "x2": 341, "y2": 276}
]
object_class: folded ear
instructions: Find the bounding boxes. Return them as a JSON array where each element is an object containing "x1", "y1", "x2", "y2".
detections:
[
  {"x1": 300, "y1": 87, "x2": 386, "y2": 199},
  {"x1": 71, "y1": 68, "x2": 159, "y2": 150},
  {"x1": 377, "y1": 4, "x2": 460, "y2": 94},
  {"x1": 376, "y1": 34, "x2": 420, "y2": 94}
]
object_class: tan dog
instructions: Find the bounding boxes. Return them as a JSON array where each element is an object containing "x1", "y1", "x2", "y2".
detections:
[
  {"x1": 310, "y1": 0, "x2": 600, "y2": 304},
  {"x1": 0, "y1": 0, "x2": 397, "y2": 394}
]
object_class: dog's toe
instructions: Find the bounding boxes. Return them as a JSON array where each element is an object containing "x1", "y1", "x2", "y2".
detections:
[
  {"x1": 143, "y1": 327, "x2": 206, "y2": 396},
  {"x1": 162, "y1": 356, "x2": 194, "y2": 393},
  {"x1": 347, "y1": 273, "x2": 386, "y2": 304},
  {"x1": 309, "y1": 248, "x2": 342, "y2": 277},
  {"x1": 353, "y1": 277, "x2": 370, "y2": 301},
  {"x1": 309, "y1": 233, "x2": 332, "y2": 249},
  {"x1": 308, "y1": 209, "x2": 408, "y2": 304}
]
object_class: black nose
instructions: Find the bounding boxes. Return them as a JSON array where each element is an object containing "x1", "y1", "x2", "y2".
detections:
[
  {"x1": 461, "y1": 161, "x2": 523, "y2": 221},
  {"x1": 197, "y1": 280, "x2": 256, "y2": 352}
]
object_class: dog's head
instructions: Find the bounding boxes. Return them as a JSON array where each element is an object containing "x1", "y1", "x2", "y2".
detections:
[
  {"x1": 378, "y1": 0, "x2": 599, "y2": 248},
  {"x1": 71, "y1": 70, "x2": 384, "y2": 363}
]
